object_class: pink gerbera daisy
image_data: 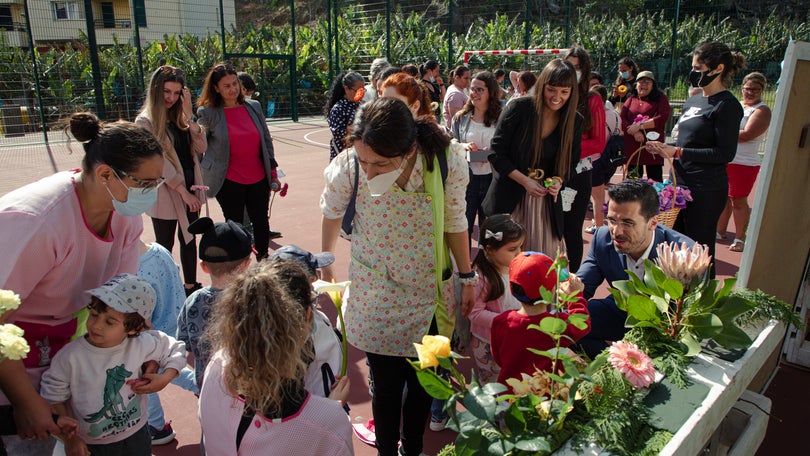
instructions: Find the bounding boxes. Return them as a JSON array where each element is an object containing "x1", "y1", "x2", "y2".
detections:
[{"x1": 608, "y1": 341, "x2": 656, "y2": 389}]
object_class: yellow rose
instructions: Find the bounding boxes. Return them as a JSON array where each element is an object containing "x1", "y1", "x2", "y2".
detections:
[
  {"x1": 413, "y1": 335, "x2": 451, "y2": 369},
  {"x1": 0, "y1": 290, "x2": 21, "y2": 313},
  {"x1": 0, "y1": 324, "x2": 30, "y2": 361}
]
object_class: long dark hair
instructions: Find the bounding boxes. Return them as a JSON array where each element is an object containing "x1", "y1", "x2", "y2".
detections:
[
  {"x1": 531, "y1": 59, "x2": 579, "y2": 180},
  {"x1": 324, "y1": 71, "x2": 364, "y2": 115},
  {"x1": 473, "y1": 214, "x2": 525, "y2": 301},
  {"x1": 347, "y1": 97, "x2": 449, "y2": 173},
  {"x1": 567, "y1": 46, "x2": 594, "y2": 133},
  {"x1": 693, "y1": 42, "x2": 747, "y2": 88},
  {"x1": 198, "y1": 62, "x2": 243, "y2": 108},
  {"x1": 454, "y1": 71, "x2": 502, "y2": 127}
]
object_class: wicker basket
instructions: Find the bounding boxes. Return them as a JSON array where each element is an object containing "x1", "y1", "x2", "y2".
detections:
[{"x1": 623, "y1": 146, "x2": 680, "y2": 228}]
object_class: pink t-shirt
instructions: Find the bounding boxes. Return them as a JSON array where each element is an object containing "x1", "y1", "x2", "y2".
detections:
[
  {"x1": 224, "y1": 105, "x2": 266, "y2": 184},
  {"x1": 199, "y1": 352, "x2": 354, "y2": 456},
  {"x1": 0, "y1": 170, "x2": 142, "y2": 403}
]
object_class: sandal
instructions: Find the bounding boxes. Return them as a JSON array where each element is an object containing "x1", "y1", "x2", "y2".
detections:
[
  {"x1": 729, "y1": 239, "x2": 744, "y2": 252},
  {"x1": 584, "y1": 225, "x2": 598, "y2": 234}
]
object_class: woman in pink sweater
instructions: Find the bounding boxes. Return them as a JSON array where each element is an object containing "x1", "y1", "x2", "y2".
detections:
[{"x1": 0, "y1": 112, "x2": 163, "y2": 451}]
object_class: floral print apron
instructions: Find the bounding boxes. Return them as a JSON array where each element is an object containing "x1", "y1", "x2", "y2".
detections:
[{"x1": 344, "y1": 156, "x2": 455, "y2": 357}]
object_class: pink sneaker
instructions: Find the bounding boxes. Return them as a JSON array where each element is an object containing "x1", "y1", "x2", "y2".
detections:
[{"x1": 352, "y1": 419, "x2": 376, "y2": 446}]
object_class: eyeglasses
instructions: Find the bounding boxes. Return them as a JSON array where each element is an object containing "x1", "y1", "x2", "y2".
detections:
[
  {"x1": 114, "y1": 169, "x2": 166, "y2": 194},
  {"x1": 470, "y1": 86, "x2": 487, "y2": 94},
  {"x1": 742, "y1": 86, "x2": 762, "y2": 93}
]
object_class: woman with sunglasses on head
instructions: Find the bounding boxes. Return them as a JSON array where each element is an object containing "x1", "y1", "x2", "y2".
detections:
[
  {"x1": 196, "y1": 62, "x2": 282, "y2": 261},
  {"x1": 325, "y1": 72, "x2": 365, "y2": 161},
  {"x1": 646, "y1": 42, "x2": 746, "y2": 276},
  {"x1": 0, "y1": 113, "x2": 163, "y2": 454},
  {"x1": 484, "y1": 59, "x2": 582, "y2": 256},
  {"x1": 135, "y1": 65, "x2": 206, "y2": 296},
  {"x1": 450, "y1": 71, "x2": 502, "y2": 246}
]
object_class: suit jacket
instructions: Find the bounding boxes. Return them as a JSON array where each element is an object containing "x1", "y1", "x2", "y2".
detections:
[
  {"x1": 196, "y1": 99, "x2": 277, "y2": 198},
  {"x1": 577, "y1": 225, "x2": 694, "y2": 300}
]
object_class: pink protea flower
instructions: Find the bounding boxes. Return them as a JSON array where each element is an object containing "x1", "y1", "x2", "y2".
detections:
[
  {"x1": 608, "y1": 341, "x2": 656, "y2": 389},
  {"x1": 655, "y1": 242, "x2": 712, "y2": 286}
]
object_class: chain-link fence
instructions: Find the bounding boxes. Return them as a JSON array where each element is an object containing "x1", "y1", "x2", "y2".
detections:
[{"x1": 1, "y1": 0, "x2": 807, "y2": 166}]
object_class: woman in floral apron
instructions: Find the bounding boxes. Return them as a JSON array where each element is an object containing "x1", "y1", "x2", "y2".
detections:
[{"x1": 320, "y1": 98, "x2": 474, "y2": 456}]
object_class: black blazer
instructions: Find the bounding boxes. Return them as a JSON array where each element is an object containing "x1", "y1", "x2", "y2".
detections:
[{"x1": 482, "y1": 97, "x2": 583, "y2": 238}]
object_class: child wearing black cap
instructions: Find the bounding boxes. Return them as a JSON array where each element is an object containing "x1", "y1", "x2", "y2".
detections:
[
  {"x1": 490, "y1": 252, "x2": 591, "y2": 387},
  {"x1": 176, "y1": 217, "x2": 253, "y2": 388}
]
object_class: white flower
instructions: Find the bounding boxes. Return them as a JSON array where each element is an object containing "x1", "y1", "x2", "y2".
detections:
[
  {"x1": 655, "y1": 242, "x2": 712, "y2": 286},
  {"x1": 0, "y1": 324, "x2": 29, "y2": 361},
  {"x1": 0, "y1": 289, "x2": 21, "y2": 313}
]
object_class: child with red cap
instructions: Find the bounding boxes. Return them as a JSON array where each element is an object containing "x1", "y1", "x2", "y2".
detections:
[{"x1": 490, "y1": 252, "x2": 590, "y2": 386}]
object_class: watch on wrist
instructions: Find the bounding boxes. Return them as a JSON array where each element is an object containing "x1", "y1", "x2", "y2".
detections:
[{"x1": 457, "y1": 270, "x2": 479, "y2": 286}]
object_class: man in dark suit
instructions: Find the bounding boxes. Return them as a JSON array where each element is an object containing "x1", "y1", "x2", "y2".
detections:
[{"x1": 571, "y1": 179, "x2": 694, "y2": 358}]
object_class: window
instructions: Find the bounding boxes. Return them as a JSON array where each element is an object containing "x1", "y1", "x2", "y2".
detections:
[{"x1": 52, "y1": 2, "x2": 84, "y2": 21}]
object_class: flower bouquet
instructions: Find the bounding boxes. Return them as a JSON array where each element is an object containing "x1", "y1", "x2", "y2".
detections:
[
  {"x1": 411, "y1": 255, "x2": 673, "y2": 455},
  {"x1": 610, "y1": 242, "x2": 802, "y2": 386},
  {"x1": 0, "y1": 290, "x2": 30, "y2": 362}
]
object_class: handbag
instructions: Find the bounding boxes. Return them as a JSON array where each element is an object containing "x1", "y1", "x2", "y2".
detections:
[{"x1": 602, "y1": 115, "x2": 625, "y2": 166}]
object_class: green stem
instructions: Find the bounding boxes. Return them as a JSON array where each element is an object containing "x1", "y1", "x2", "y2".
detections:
[
  {"x1": 336, "y1": 305, "x2": 348, "y2": 377},
  {"x1": 671, "y1": 297, "x2": 684, "y2": 340}
]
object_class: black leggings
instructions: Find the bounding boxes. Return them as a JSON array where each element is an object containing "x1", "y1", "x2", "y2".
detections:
[
  {"x1": 563, "y1": 169, "x2": 592, "y2": 272},
  {"x1": 152, "y1": 210, "x2": 198, "y2": 284},
  {"x1": 366, "y1": 352, "x2": 432, "y2": 456},
  {"x1": 673, "y1": 185, "x2": 727, "y2": 278},
  {"x1": 215, "y1": 178, "x2": 270, "y2": 259}
]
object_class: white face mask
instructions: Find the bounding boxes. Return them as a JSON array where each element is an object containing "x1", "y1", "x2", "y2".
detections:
[
  {"x1": 366, "y1": 156, "x2": 407, "y2": 197},
  {"x1": 576, "y1": 71, "x2": 582, "y2": 82}
]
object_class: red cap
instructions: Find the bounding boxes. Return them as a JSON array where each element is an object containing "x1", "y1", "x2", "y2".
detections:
[{"x1": 509, "y1": 252, "x2": 557, "y2": 304}]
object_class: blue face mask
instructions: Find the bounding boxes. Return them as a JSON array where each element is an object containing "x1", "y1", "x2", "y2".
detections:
[
  {"x1": 620, "y1": 71, "x2": 630, "y2": 80},
  {"x1": 105, "y1": 173, "x2": 159, "y2": 216}
]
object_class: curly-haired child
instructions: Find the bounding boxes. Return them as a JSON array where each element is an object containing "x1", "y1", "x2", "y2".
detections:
[{"x1": 198, "y1": 262, "x2": 353, "y2": 455}]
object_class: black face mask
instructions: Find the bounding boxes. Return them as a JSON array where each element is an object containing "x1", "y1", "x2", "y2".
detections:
[{"x1": 688, "y1": 69, "x2": 719, "y2": 88}]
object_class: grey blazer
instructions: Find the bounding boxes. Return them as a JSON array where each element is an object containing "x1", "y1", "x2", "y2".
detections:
[{"x1": 196, "y1": 99, "x2": 277, "y2": 198}]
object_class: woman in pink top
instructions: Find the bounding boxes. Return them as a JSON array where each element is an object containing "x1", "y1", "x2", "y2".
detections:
[
  {"x1": 0, "y1": 112, "x2": 163, "y2": 450},
  {"x1": 197, "y1": 62, "x2": 282, "y2": 260},
  {"x1": 136, "y1": 65, "x2": 207, "y2": 295},
  {"x1": 199, "y1": 261, "x2": 353, "y2": 455}
]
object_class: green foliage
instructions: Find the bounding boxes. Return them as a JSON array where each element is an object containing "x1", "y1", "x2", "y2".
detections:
[{"x1": 733, "y1": 288, "x2": 804, "y2": 329}]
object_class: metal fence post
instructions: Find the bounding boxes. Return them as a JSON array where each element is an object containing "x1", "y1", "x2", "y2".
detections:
[
  {"x1": 385, "y1": 0, "x2": 391, "y2": 62},
  {"x1": 668, "y1": 0, "x2": 681, "y2": 89},
  {"x1": 524, "y1": 0, "x2": 531, "y2": 51},
  {"x1": 22, "y1": 0, "x2": 57, "y2": 172},
  {"x1": 219, "y1": 0, "x2": 226, "y2": 59},
  {"x1": 290, "y1": 0, "x2": 298, "y2": 122},
  {"x1": 327, "y1": 0, "x2": 333, "y2": 82},
  {"x1": 565, "y1": 0, "x2": 572, "y2": 47},
  {"x1": 333, "y1": 0, "x2": 340, "y2": 74},
  {"x1": 82, "y1": 0, "x2": 105, "y2": 118},
  {"x1": 447, "y1": 0, "x2": 453, "y2": 71},
  {"x1": 131, "y1": 3, "x2": 144, "y2": 92}
]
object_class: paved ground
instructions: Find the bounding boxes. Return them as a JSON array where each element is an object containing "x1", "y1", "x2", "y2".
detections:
[{"x1": 0, "y1": 117, "x2": 803, "y2": 454}]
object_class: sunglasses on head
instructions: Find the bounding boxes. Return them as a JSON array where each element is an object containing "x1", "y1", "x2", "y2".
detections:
[
  {"x1": 213, "y1": 63, "x2": 236, "y2": 74},
  {"x1": 158, "y1": 66, "x2": 184, "y2": 80}
]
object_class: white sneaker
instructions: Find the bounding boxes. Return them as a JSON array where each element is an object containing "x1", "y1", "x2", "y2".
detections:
[{"x1": 429, "y1": 416, "x2": 448, "y2": 432}]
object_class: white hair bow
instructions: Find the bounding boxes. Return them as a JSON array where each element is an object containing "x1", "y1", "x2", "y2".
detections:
[{"x1": 484, "y1": 230, "x2": 503, "y2": 241}]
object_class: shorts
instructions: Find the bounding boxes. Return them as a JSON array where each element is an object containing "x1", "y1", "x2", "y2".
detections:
[
  {"x1": 591, "y1": 157, "x2": 618, "y2": 187},
  {"x1": 727, "y1": 163, "x2": 760, "y2": 198}
]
